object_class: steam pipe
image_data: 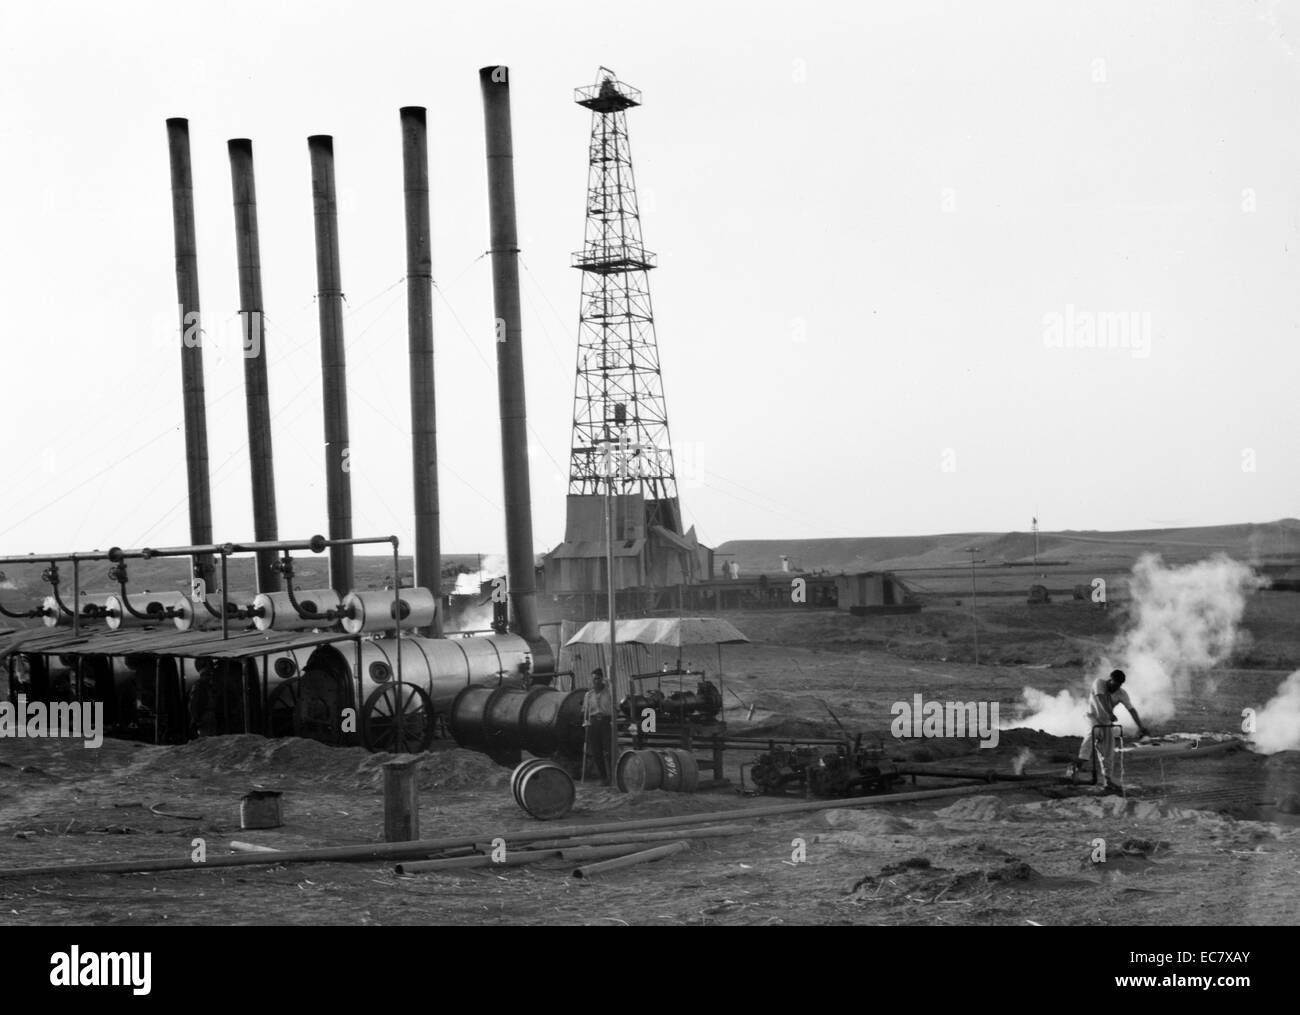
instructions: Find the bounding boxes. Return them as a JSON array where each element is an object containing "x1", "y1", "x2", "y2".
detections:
[
  {"x1": 307, "y1": 135, "x2": 355, "y2": 596},
  {"x1": 227, "y1": 139, "x2": 282, "y2": 594},
  {"x1": 478, "y1": 66, "x2": 541, "y2": 647},
  {"x1": 400, "y1": 106, "x2": 442, "y2": 636},
  {"x1": 165, "y1": 118, "x2": 217, "y2": 590}
]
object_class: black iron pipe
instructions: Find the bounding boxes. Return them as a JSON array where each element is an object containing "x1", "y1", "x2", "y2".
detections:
[
  {"x1": 478, "y1": 66, "x2": 540, "y2": 645},
  {"x1": 400, "y1": 107, "x2": 442, "y2": 636},
  {"x1": 228, "y1": 139, "x2": 281, "y2": 594},
  {"x1": 890, "y1": 766, "x2": 1043, "y2": 783},
  {"x1": 165, "y1": 118, "x2": 216, "y2": 588},
  {"x1": 307, "y1": 135, "x2": 355, "y2": 596}
]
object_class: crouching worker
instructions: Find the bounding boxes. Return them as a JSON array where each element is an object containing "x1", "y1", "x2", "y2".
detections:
[{"x1": 1066, "y1": 669, "x2": 1150, "y2": 791}]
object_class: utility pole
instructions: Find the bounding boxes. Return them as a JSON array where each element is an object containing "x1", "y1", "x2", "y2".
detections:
[
  {"x1": 964, "y1": 546, "x2": 981, "y2": 665},
  {"x1": 603, "y1": 420, "x2": 629, "y2": 784}
]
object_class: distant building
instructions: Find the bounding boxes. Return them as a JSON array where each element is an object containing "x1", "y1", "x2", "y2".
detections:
[{"x1": 834, "y1": 572, "x2": 919, "y2": 615}]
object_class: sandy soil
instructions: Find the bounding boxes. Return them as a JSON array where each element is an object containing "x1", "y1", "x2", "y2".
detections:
[{"x1": 2, "y1": 597, "x2": 1298, "y2": 926}]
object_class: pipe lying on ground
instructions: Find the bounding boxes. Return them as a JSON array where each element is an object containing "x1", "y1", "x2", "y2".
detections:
[
  {"x1": 891, "y1": 767, "x2": 1044, "y2": 783},
  {"x1": 396, "y1": 841, "x2": 656, "y2": 875},
  {"x1": 558, "y1": 842, "x2": 657, "y2": 862},
  {"x1": 397, "y1": 849, "x2": 560, "y2": 874},
  {"x1": 573, "y1": 841, "x2": 690, "y2": 879},
  {"x1": 523, "y1": 824, "x2": 752, "y2": 851},
  {"x1": 1121, "y1": 739, "x2": 1243, "y2": 762},
  {"x1": 0, "y1": 780, "x2": 1046, "y2": 880}
]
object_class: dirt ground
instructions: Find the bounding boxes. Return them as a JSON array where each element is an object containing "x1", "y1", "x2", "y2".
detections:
[{"x1": 2, "y1": 596, "x2": 1299, "y2": 926}]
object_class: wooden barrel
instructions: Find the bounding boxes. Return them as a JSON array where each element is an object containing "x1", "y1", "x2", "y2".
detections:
[
  {"x1": 657, "y1": 748, "x2": 699, "y2": 792},
  {"x1": 615, "y1": 749, "x2": 656, "y2": 793},
  {"x1": 615, "y1": 748, "x2": 697, "y2": 793},
  {"x1": 515, "y1": 761, "x2": 575, "y2": 820},
  {"x1": 510, "y1": 758, "x2": 549, "y2": 807}
]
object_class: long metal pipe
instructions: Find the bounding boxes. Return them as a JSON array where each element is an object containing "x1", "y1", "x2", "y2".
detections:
[
  {"x1": 478, "y1": 66, "x2": 540, "y2": 644},
  {"x1": 400, "y1": 106, "x2": 441, "y2": 635},
  {"x1": 227, "y1": 139, "x2": 281, "y2": 593},
  {"x1": 164, "y1": 118, "x2": 216, "y2": 590},
  {"x1": 307, "y1": 135, "x2": 355, "y2": 595}
]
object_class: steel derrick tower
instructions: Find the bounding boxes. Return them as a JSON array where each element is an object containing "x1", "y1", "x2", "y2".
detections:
[{"x1": 568, "y1": 69, "x2": 682, "y2": 534}]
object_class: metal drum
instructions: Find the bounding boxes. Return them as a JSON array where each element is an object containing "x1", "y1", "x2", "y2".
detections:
[{"x1": 512, "y1": 760, "x2": 575, "y2": 820}]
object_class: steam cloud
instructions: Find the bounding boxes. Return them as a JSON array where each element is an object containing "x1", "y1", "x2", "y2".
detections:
[
  {"x1": 1254, "y1": 670, "x2": 1300, "y2": 754},
  {"x1": 446, "y1": 554, "x2": 508, "y2": 631},
  {"x1": 1007, "y1": 554, "x2": 1265, "y2": 736}
]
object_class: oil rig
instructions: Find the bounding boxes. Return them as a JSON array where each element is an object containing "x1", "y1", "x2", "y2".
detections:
[{"x1": 538, "y1": 69, "x2": 709, "y2": 618}]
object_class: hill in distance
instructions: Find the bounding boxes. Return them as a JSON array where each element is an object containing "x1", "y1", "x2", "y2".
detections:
[{"x1": 714, "y1": 519, "x2": 1300, "y2": 575}]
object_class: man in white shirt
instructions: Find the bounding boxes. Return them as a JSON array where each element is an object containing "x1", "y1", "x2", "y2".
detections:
[
  {"x1": 582, "y1": 668, "x2": 613, "y2": 785},
  {"x1": 1066, "y1": 669, "x2": 1150, "y2": 790}
]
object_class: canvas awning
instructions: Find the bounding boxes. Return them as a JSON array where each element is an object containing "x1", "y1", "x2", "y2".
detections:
[{"x1": 564, "y1": 616, "x2": 749, "y2": 647}]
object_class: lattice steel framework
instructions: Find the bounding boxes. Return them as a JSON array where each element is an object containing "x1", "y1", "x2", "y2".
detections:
[{"x1": 568, "y1": 69, "x2": 680, "y2": 530}]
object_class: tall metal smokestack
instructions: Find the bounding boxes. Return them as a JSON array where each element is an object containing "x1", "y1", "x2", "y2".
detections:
[
  {"x1": 400, "y1": 106, "x2": 442, "y2": 636},
  {"x1": 307, "y1": 135, "x2": 354, "y2": 596},
  {"x1": 227, "y1": 139, "x2": 281, "y2": 593},
  {"x1": 478, "y1": 66, "x2": 540, "y2": 645},
  {"x1": 165, "y1": 118, "x2": 216, "y2": 589}
]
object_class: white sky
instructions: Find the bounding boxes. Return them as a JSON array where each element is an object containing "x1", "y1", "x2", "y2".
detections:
[{"x1": 1, "y1": 0, "x2": 1297, "y2": 559}]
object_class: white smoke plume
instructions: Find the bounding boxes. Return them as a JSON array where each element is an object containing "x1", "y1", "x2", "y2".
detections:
[
  {"x1": 1007, "y1": 554, "x2": 1265, "y2": 735},
  {"x1": 446, "y1": 554, "x2": 508, "y2": 632},
  {"x1": 452, "y1": 554, "x2": 507, "y2": 596},
  {"x1": 1253, "y1": 670, "x2": 1300, "y2": 754}
]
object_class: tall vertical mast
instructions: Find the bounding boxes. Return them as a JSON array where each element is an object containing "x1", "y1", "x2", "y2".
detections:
[{"x1": 569, "y1": 69, "x2": 681, "y2": 533}]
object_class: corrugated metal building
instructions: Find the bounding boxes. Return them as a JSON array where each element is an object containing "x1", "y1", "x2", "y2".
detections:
[{"x1": 542, "y1": 494, "x2": 710, "y2": 593}]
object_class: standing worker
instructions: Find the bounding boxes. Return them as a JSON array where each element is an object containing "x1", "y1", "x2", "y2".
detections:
[
  {"x1": 1066, "y1": 669, "x2": 1151, "y2": 791},
  {"x1": 583, "y1": 668, "x2": 613, "y2": 786}
]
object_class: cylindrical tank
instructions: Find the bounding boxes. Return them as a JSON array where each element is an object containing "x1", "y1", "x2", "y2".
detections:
[
  {"x1": 354, "y1": 633, "x2": 535, "y2": 712},
  {"x1": 40, "y1": 595, "x2": 76, "y2": 628},
  {"x1": 340, "y1": 588, "x2": 437, "y2": 635},
  {"x1": 251, "y1": 588, "x2": 342, "y2": 631},
  {"x1": 42, "y1": 594, "x2": 116, "y2": 628},
  {"x1": 172, "y1": 596, "x2": 230, "y2": 632},
  {"x1": 449, "y1": 684, "x2": 586, "y2": 763},
  {"x1": 104, "y1": 592, "x2": 190, "y2": 630}
]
